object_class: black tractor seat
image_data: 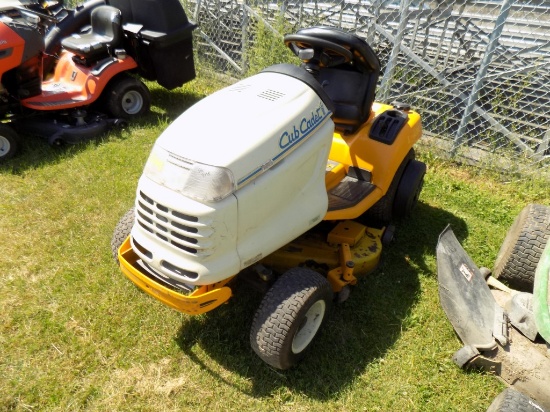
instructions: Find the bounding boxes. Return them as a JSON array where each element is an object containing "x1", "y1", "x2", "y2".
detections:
[
  {"x1": 61, "y1": 5, "x2": 123, "y2": 60},
  {"x1": 288, "y1": 27, "x2": 381, "y2": 134}
]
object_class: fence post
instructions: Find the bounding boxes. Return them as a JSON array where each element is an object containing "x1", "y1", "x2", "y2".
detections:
[
  {"x1": 242, "y1": 0, "x2": 249, "y2": 76},
  {"x1": 365, "y1": 0, "x2": 378, "y2": 44},
  {"x1": 356, "y1": 1, "x2": 361, "y2": 36},
  {"x1": 378, "y1": 0, "x2": 413, "y2": 102},
  {"x1": 193, "y1": 0, "x2": 202, "y2": 23},
  {"x1": 281, "y1": 0, "x2": 288, "y2": 17},
  {"x1": 452, "y1": 0, "x2": 514, "y2": 155},
  {"x1": 536, "y1": 128, "x2": 550, "y2": 161}
]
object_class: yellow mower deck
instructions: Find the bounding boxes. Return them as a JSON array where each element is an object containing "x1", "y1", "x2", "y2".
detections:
[{"x1": 261, "y1": 221, "x2": 385, "y2": 292}]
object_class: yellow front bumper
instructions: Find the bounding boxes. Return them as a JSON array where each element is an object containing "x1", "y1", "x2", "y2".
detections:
[{"x1": 118, "y1": 237, "x2": 233, "y2": 315}]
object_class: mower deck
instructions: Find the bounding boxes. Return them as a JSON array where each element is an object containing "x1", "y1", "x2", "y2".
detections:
[{"x1": 261, "y1": 221, "x2": 385, "y2": 292}]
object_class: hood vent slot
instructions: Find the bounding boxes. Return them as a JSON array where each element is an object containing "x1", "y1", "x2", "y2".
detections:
[{"x1": 258, "y1": 89, "x2": 285, "y2": 101}]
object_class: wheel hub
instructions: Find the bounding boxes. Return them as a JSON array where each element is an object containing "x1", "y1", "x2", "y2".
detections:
[
  {"x1": 0, "y1": 135, "x2": 10, "y2": 156},
  {"x1": 122, "y1": 91, "x2": 144, "y2": 115},
  {"x1": 291, "y1": 299, "x2": 326, "y2": 354}
]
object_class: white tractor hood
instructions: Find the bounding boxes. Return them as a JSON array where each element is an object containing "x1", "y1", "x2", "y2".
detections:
[{"x1": 155, "y1": 71, "x2": 332, "y2": 189}]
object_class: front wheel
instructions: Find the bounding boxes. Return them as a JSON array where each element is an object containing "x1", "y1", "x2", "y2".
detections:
[
  {"x1": 250, "y1": 267, "x2": 333, "y2": 370},
  {"x1": 111, "y1": 207, "x2": 135, "y2": 261},
  {"x1": 0, "y1": 124, "x2": 20, "y2": 162},
  {"x1": 105, "y1": 76, "x2": 151, "y2": 119}
]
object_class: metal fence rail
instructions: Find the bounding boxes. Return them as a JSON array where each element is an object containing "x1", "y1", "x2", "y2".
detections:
[{"x1": 184, "y1": 0, "x2": 550, "y2": 170}]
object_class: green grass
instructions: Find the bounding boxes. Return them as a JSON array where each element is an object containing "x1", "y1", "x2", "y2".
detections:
[{"x1": 1, "y1": 70, "x2": 549, "y2": 411}]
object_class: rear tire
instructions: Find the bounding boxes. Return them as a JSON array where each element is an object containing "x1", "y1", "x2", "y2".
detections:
[
  {"x1": 362, "y1": 149, "x2": 415, "y2": 225},
  {"x1": 105, "y1": 76, "x2": 151, "y2": 119},
  {"x1": 111, "y1": 207, "x2": 135, "y2": 261},
  {"x1": 493, "y1": 204, "x2": 550, "y2": 291},
  {"x1": 393, "y1": 159, "x2": 426, "y2": 219},
  {"x1": 0, "y1": 124, "x2": 19, "y2": 162},
  {"x1": 250, "y1": 267, "x2": 333, "y2": 370}
]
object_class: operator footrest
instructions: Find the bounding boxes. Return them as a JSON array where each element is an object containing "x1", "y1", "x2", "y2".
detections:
[{"x1": 328, "y1": 176, "x2": 375, "y2": 211}]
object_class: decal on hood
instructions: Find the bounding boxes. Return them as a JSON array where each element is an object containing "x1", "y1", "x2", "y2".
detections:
[
  {"x1": 279, "y1": 103, "x2": 328, "y2": 149},
  {"x1": 237, "y1": 101, "x2": 331, "y2": 186}
]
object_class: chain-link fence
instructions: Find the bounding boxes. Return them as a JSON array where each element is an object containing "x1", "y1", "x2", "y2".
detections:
[{"x1": 182, "y1": 0, "x2": 550, "y2": 172}]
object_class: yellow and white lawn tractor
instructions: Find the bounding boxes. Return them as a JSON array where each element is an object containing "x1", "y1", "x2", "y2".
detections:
[{"x1": 112, "y1": 27, "x2": 426, "y2": 369}]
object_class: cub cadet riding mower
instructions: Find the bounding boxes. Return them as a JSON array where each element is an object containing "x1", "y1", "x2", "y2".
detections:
[
  {"x1": 0, "y1": 0, "x2": 196, "y2": 161},
  {"x1": 112, "y1": 27, "x2": 427, "y2": 370}
]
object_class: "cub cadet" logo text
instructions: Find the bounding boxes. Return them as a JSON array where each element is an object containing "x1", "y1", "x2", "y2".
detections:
[{"x1": 279, "y1": 103, "x2": 327, "y2": 149}]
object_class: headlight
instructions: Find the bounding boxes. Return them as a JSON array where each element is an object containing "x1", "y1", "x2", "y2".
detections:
[{"x1": 143, "y1": 145, "x2": 236, "y2": 202}]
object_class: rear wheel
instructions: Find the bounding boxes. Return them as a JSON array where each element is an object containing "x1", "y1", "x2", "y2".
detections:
[
  {"x1": 105, "y1": 76, "x2": 151, "y2": 119},
  {"x1": 362, "y1": 149, "x2": 415, "y2": 225},
  {"x1": 493, "y1": 204, "x2": 550, "y2": 291},
  {"x1": 393, "y1": 159, "x2": 426, "y2": 219},
  {"x1": 0, "y1": 124, "x2": 19, "y2": 162},
  {"x1": 111, "y1": 207, "x2": 135, "y2": 261},
  {"x1": 250, "y1": 267, "x2": 333, "y2": 370}
]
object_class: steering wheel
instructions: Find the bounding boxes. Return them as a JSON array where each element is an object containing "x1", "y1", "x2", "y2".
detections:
[
  {"x1": 284, "y1": 34, "x2": 353, "y2": 69},
  {"x1": 39, "y1": 1, "x2": 64, "y2": 15}
]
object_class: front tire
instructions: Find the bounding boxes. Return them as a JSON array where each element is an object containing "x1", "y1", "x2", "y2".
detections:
[
  {"x1": 0, "y1": 124, "x2": 19, "y2": 162},
  {"x1": 250, "y1": 267, "x2": 333, "y2": 370},
  {"x1": 105, "y1": 76, "x2": 151, "y2": 119},
  {"x1": 111, "y1": 207, "x2": 135, "y2": 261}
]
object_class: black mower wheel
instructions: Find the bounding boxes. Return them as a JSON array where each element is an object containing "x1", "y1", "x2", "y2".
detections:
[
  {"x1": 111, "y1": 207, "x2": 135, "y2": 261},
  {"x1": 393, "y1": 159, "x2": 426, "y2": 219},
  {"x1": 250, "y1": 267, "x2": 333, "y2": 370},
  {"x1": 105, "y1": 76, "x2": 151, "y2": 120},
  {"x1": 0, "y1": 124, "x2": 20, "y2": 162},
  {"x1": 381, "y1": 224, "x2": 396, "y2": 246},
  {"x1": 362, "y1": 149, "x2": 415, "y2": 226},
  {"x1": 493, "y1": 204, "x2": 550, "y2": 292},
  {"x1": 486, "y1": 388, "x2": 548, "y2": 412}
]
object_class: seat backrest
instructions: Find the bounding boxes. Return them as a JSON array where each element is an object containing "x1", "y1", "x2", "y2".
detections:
[
  {"x1": 317, "y1": 66, "x2": 379, "y2": 134},
  {"x1": 294, "y1": 27, "x2": 381, "y2": 134},
  {"x1": 90, "y1": 5, "x2": 123, "y2": 45},
  {"x1": 60, "y1": 5, "x2": 122, "y2": 59}
]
